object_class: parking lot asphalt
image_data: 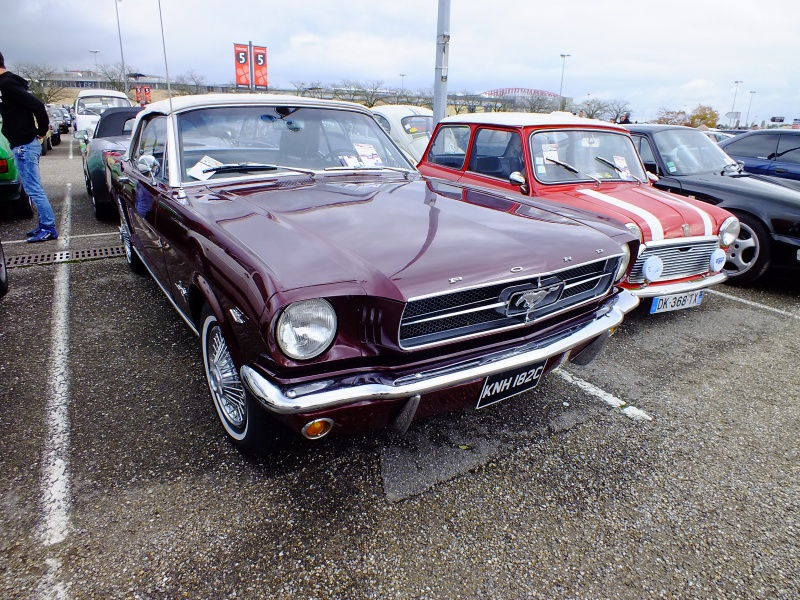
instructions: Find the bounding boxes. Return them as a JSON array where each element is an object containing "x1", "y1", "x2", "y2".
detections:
[{"x1": 1, "y1": 139, "x2": 798, "y2": 599}]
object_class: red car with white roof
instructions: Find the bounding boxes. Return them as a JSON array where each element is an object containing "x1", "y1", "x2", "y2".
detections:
[{"x1": 418, "y1": 112, "x2": 740, "y2": 314}]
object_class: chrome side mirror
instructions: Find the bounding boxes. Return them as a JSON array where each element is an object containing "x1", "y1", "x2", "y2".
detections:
[
  {"x1": 509, "y1": 171, "x2": 529, "y2": 195},
  {"x1": 646, "y1": 171, "x2": 659, "y2": 183},
  {"x1": 136, "y1": 155, "x2": 160, "y2": 178}
]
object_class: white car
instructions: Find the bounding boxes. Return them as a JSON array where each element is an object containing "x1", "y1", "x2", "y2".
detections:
[
  {"x1": 371, "y1": 105, "x2": 433, "y2": 162},
  {"x1": 73, "y1": 89, "x2": 133, "y2": 135}
]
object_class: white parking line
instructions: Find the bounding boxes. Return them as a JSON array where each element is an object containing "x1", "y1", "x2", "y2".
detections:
[
  {"x1": 3, "y1": 232, "x2": 119, "y2": 246},
  {"x1": 707, "y1": 289, "x2": 800, "y2": 320},
  {"x1": 38, "y1": 183, "x2": 73, "y2": 598},
  {"x1": 555, "y1": 369, "x2": 653, "y2": 422}
]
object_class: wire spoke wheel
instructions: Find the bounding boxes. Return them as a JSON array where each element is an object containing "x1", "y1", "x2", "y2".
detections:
[{"x1": 206, "y1": 325, "x2": 246, "y2": 429}]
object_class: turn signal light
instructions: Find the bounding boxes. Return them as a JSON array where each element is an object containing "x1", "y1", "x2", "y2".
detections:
[
  {"x1": 0, "y1": 159, "x2": 8, "y2": 174},
  {"x1": 302, "y1": 418, "x2": 334, "y2": 440}
]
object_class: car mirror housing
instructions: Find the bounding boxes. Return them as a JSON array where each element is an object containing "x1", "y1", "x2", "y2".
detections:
[
  {"x1": 509, "y1": 171, "x2": 529, "y2": 195},
  {"x1": 137, "y1": 155, "x2": 160, "y2": 178},
  {"x1": 73, "y1": 130, "x2": 90, "y2": 141},
  {"x1": 646, "y1": 171, "x2": 659, "y2": 183}
]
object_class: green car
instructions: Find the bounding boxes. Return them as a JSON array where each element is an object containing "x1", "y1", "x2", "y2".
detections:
[{"x1": 0, "y1": 125, "x2": 34, "y2": 219}]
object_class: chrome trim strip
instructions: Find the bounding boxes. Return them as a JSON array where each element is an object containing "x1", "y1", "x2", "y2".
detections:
[
  {"x1": 629, "y1": 271, "x2": 727, "y2": 298},
  {"x1": 402, "y1": 301, "x2": 505, "y2": 326},
  {"x1": 640, "y1": 235, "x2": 719, "y2": 249},
  {"x1": 563, "y1": 273, "x2": 604, "y2": 289},
  {"x1": 241, "y1": 290, "x2": 639, "y2": 415}
]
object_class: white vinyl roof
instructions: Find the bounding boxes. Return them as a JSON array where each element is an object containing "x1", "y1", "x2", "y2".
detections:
[
  {"x1": 440, "y1": 111, "x2": 626, "y2": 130},
  {"x1": 138, "y1": 93, "x2": 373, "y2": 118}
]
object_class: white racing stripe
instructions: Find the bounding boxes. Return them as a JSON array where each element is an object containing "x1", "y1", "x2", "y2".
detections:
[
  {"x1": 636, "y1": 188, "x2": 714, "y2": 236},
  {"x1": 555, "y1": 369, "x2": 653, "y2": 421},
  {"x1": 578, "y1": 188, "x2": 665, "y2": 240},
  {"x1": 708, "y1": 289, "x2": 800, "y2": 320},
  {"x1": 38, "y1": 183, "x2": 73, "y2": 599}
]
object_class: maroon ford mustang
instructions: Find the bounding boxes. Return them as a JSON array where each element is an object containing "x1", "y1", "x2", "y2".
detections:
[{"x1": 114, "y1": 94, "x2": 639, "y2": 455}]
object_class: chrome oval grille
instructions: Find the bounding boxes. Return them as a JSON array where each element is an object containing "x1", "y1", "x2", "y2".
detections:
[
  {"x1": 629, "y1": 240, "x2": 718, "y2": 283},
  {"x1": 399, "y1": 258, "x2": 619, "y2": 349}
]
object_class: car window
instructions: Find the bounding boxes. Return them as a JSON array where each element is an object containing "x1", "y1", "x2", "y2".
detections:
[
  {"x1": 530, "y1": 130, "x2": 646, "y2": 183},
  {"x1": 467, "y1": 128, "x2": 523, "y2": 179},
  {"x1": 426, "y1": 125, "x2": 469, "y2": 170},
  {"x1": 723, "y1": 134, "x2": 780, "y2": 159},
  {"x1": 135, "y1": 116, "x2": 169, "y2": 181},
  {"x1": 373, "y1": 113, "x2": 391, "y2": 134},
  {"x1": 776, "y1": 135, "x2": 800, "y2": 165},
  {"x1": 122, "y1": 117, "x2": 137, "y2": 134},
  {"x1": 77, "y1": 95, "x2": 131, "y2": 116},
  {"x1": 650, "y1": 129, "x2": 734, "y2": 175},
  {"x1": 632, "y1": 136, "x2": 657, "y2": 170},
  {"x1": 400, "y1": 115, "x2": 433, "y2": 138},
  {"x1": 176, "y1": 105, "x2": 412, "y2": 182}
]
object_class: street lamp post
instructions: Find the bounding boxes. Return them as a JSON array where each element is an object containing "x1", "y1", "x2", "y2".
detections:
[
  {"x1": 399, "y1": 73, "x2": 406, "y2": 104},
  {"x1": 730, "y1": 80, "x2": 742, "y2": 126},
  {"x1": 745, "y1": 91, "x2": 756, "y2": 127},
  {"x1": 115, "y1": 0, "x2": 128, "y2": 93},
  {"x1": 558, "y1": 53, "x2": 571, "y2": 110},
  {"x1": 89, "y1": 50, "x2": 100, "y2": 71}
]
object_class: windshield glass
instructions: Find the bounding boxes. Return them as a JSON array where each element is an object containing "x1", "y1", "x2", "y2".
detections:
[
  {"x1": 177, "y1": 105, "x2": 414, "y2": 182},
  {"x1": 652, "y1": 129, "x2": 738, "y2": 175},
  {"x1": 76, "y1": 96, "x2": 131, "y2": 116},
  {"x1": 529, "y1": 130, "x2": 646, "y2": 183}
]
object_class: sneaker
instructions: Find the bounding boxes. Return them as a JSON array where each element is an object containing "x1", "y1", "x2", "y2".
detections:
[
  {"x1": 27, "y1": 227, "x2": 58, "y2": 243},
  {"x1": 25, "y1": 224, "x2": 43, "y2": 237}
]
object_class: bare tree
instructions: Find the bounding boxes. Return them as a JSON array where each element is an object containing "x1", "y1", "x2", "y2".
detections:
[
  {"x1": 657, "y1": 108, "x2": 690, "y2": 126},
  {"x1": 607, "y1": 99, "x2": 632, "y2": 123},
  {"x1": 359, "y1": 80, "x2": 387, "y2": 108},
  {"x1": 579, "y1": 97, "x2": 612, "y2": 120},
  {"x1": 95, "y1": 62, "x2": 134, "y2": 95},
  {"x1": 414, "y1": 88, "x2": 434, "y2": 109},
  {"x1": 11, "y1": 62, "x2": 68, "y2": 104},
  {"x1": 174, "y1": 70, "x2": 207, "y2": 96},
  {"x1": 520, "y1": 94, "x2": 557, "y2": 113}
]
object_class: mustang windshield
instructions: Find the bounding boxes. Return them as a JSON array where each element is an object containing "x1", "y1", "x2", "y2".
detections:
[
  {"x1": 651, "y1": 129, "x2": 738, "y2": 175},
  {"x1": 530, "y1": 130, "x2": 646, "y2": 184},
  {"x1": 178, "y1": 105, "x2": 414, "y2": 182}
]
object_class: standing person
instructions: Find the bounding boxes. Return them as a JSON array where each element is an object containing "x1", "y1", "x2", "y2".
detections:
[
  {"x1": 618, "y1": 112, "x2": 632, "y2": 124},
  {"x1": 0, "y1": 51, "x2": 58, "y2": 242}
]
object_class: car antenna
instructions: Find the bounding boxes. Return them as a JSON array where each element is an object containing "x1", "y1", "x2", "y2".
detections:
[{"x1": 157, "y1": 0, "x2": 174, "y2": 114}]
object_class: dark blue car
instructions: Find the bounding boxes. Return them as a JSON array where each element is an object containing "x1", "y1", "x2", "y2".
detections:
[{"x1": 719, "y1": 129, "x2": 800, "y2": 181}]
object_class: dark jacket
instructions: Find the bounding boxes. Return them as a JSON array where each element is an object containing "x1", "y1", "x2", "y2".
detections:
[{"x1": 0, "y1": 71, "x2": 49, "y2": 148}]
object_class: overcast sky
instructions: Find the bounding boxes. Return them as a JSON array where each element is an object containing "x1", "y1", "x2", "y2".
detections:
[{"x1": 3, "y1": 0, "x2": 798, "y2": 125}]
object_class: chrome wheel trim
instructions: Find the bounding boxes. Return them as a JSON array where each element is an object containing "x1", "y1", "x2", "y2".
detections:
[
  {"x1": 724, "y1": 222, "x2": 759, "y2": 275},
  {"x1": 204, "y1": 320, "x2": 247, "y2": 432}
]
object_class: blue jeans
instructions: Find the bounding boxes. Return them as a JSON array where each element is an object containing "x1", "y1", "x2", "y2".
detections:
[{"x1": 14, "y1": 139, "x2": 56, "y2": 228}]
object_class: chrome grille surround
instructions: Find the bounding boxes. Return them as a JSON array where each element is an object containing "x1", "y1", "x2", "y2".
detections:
[
  {"x1": 399, "y1": 257, "x2": 620, "y2": 349},
  {"x1": 628, "y1": 237, "x2": 720, "y2": 284}
]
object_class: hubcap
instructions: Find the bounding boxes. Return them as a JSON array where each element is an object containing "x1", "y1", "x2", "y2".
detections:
[
  {"x1": 724, "y1": 223, "x2": 759, "y2": 275},
  {"x1": 207, "y1": 325, "x2": 246, "y2": 428}
]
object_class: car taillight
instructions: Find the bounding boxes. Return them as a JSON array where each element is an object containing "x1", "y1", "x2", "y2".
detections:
[
  {"x1": 0, "y1": 159, "x2": 8, "y2": 174},
  {"x1": 102, "y1": 149, "x2": 125, "y2": 165}
]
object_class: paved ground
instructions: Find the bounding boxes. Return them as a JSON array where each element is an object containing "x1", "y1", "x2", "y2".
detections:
[{"x1": 1, "y1": 139, "x2": 798, "y2": 599}]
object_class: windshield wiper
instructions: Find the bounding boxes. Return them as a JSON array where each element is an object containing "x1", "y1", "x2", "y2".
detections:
[
  {"x1": 595, "y1": 156, "x2": 643, "y2": 184},
  {"x1": 203, "y1": 163, "x2": 316, "y2": 178},
  {"x1": 323, "y1": 165, "x2": 414, "y2": 175},
  {"x1": 721, "y1": 162, "x2": 747, "y2": 177},
  {"x1": 546, "y1": 157, "x2": 601, "y2": 186}
]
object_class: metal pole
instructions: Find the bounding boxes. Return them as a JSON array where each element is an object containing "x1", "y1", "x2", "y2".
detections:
[
  {"x1": 432, "y1": 0, "x2": 451, "y2": 124},
  {"x1": 558, "y1": 54, "x2": 570, "y2": 111},
  {"x1": 730, "y1": 80, "x2": 742, "y2": 126},
  {"x1": 745, "y1": 91, "x2": 756, "y2": 127},
  {"x1": 115, "y1": 0, "x2": 128, "y2": 93},
  {"x1": 249, "y1": 41, "x2": 254, "y2": 92},
  {"x1": 90, "y1": 50, "x2": 100, "y2": 71},
  {"x1": 156, "y1": 0, "x2": 173, "y2": 112}
]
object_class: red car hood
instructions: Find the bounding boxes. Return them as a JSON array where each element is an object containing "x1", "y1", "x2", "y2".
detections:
[
  {"x1": 192, "y1": 176, "x2": 624, "y2": 302},
  {"x1": 558, "y1": 183, "x2": 725, "y2": 242}
]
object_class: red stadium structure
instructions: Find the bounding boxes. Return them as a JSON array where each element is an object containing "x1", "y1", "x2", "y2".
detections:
[{"x1": 481, "y1": 88, "x2": 559, "y2": 98}]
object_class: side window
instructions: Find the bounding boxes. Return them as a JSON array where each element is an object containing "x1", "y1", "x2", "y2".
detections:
[
  {"x1": 134, "y1": 116, "x2": 169, "y2": 181},
  {"x1": 724, "y1": 134, "x2": 779, "y2": 159},
  {"x1": 776, "y1": 135, "x2": 800, "y2": 165},
  {"x1": 634, "y1": 136, "x2": 657, "y2": 170},
  {"x1": 467, "y1": 128, "x2": 523, "y2": 179},
  {"x1": 373, "y1": 114, "x2": 391, "y2": 134},
  {"x1": 426, "y1": 125, "x2": 470, "y2": 169}
]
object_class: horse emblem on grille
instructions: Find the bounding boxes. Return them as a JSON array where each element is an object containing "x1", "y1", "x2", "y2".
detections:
[{"x1": 506, "y1": 285, "x2": 562, "y2": 321}]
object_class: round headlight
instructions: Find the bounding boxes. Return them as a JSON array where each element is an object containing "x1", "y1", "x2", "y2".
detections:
[
  {"x1": 614, "y1": 243, "x2": 631, "y2": 282},
  {"x1": 625, "y1": 222, "x2": 643, "y2": 245},
  {"x1": 718, "y1": 216, "x2": 740, "y2": 247},
  {"x1": 276, "y1": 299, "x2": 337, "y2": 360}
]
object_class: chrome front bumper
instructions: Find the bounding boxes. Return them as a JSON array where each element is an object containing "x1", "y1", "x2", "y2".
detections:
[
  {"x1": 242, "y1": 289, "x2": 640, "y2": 416},
  {"x1": 629, "y1": 271, "x2": 727, "y2": 298}
]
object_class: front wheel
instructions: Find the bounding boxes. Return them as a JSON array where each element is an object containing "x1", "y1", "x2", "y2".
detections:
[
  {"x1": 0, "y1": 240, "x2": 8, "y2": 298},
  {"x1": 724, "y1": 214, "x2": 771, "y2": 285},
  {"x1": 200, "y1": 305, "x2": 291, "y2": 455},
  {"x1": 120, "y1": 220, "x2": 146, "y2": 274}
]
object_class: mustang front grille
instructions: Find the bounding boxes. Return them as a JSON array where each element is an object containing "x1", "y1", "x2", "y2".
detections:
[
  {"x1": 399, "y1": 258, "x2": 619, "y2": 349},
  {"x1": 628, "y1": 240, "x2": 719, "y2": 283}
]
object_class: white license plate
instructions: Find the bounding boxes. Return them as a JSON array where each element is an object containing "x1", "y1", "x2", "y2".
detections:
[{"x1": 650, "y1": 290, "x2": 704, "y2": 314}]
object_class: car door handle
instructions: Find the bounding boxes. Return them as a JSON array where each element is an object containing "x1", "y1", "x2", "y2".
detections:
[{"x1": 773, "y1": 168, "x2": 788, "y2": 173}]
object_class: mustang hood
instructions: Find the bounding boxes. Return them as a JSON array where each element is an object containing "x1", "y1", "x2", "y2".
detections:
[{"x1": 192, "y1": 177, "x2": 624, "y2": 302}]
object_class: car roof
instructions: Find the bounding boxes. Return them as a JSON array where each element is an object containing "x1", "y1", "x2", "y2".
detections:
[
  {"x1": 139, "y1": 93, "x2": 373, "y2": 118},
  {"x1": 77, "y1": 89, "x2": 130, "y2": 99},
  {"x1": 371, "y1": 105, "x2": 433, "y2": 118},
  {"x1": 439, "y1": 111, "x2": 627, "y2": 130}
]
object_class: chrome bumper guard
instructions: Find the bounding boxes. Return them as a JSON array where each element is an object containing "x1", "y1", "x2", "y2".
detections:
[
  {"x1": 630, "y1": 271, "x2": 727, "y2": 298},
  {"x1": 242, "y1": 290, "x2": 639, "y2": 416}
]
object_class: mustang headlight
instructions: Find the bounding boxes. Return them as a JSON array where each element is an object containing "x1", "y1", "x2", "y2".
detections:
[
  {"x1": 276, "y1": 299, "x2": 337, "y2": 360},
  {"x1": 718, "y1": 216, "x2": 740, "y2": 247},
  {"x1": 625, "y1": 222, "x2": 643, "y2": 245},
  {"x1": 614, "y1": 243, "x2": 632, "y2": 282}
]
